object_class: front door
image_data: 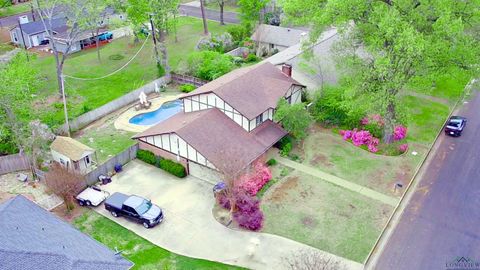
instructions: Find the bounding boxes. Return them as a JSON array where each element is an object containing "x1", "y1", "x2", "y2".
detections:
[{"x1": 31, "y1": 35, "x2": 39, "y2": 46}]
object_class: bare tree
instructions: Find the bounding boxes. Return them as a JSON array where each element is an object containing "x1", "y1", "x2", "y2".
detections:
[
  {"x1": 82, "y1": 0, "x2": 110, "y2": 63},
  {"x1": 45, "y1": 163, "x2": 85, "y2": 211},
  {"x1": 199, "y1": 0, "x2": 209, "y2": 35},
  {"x1": 214, "y1": 0, "x2": 226, "y2": 25},
  {"x1": 27, "y1": 120, "x2": 55, "y2": 170},
  {"x1": 283, "y1": 249, "x2": 346, "y2": 270}
]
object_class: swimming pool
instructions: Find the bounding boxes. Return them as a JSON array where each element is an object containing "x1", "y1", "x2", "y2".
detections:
[{"x1": 129, "y1": 99, "x2": 183, "y2": 126}]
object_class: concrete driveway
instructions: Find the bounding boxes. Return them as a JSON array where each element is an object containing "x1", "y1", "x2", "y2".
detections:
[{"x1": 95, "y1": 160, "x2": 363, "y2": 270}]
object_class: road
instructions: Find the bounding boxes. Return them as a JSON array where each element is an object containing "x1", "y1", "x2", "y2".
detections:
[
  {"x1": 179, "y1": 5, "x2": 240, "y2": 24},
  {"x1": 375, "y1": 89, "x2": 480, "y2": 269}
]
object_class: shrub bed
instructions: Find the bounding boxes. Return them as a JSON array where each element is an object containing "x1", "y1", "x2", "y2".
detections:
[
  {"x1": 179, "y1": 84, "x2": 196, "y2": 93},
  {"x1": 136, "y1": 149, "x2": 186, "y2": 178}
]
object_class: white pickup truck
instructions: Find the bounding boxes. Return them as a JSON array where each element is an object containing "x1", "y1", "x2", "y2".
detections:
[{"x1": 76, "y1": 186, "x2": 110, "y2": 207}]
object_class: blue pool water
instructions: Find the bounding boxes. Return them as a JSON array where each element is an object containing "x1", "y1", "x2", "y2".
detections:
[{"x1": 129, "y1": 100, "x2": 183, "y2": 126}]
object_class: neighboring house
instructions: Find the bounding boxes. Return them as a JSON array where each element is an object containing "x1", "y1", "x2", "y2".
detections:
[
  {"x1": 53, "y1": 28, "x2": 110, "y2": 55},
  {"x1": 0, "y1": 195, "x2": 133, "y2": 270},
  {"x1": 251, "y1": 24, "x2": 307, "y2": 55},
  {"x1": 133, "y1": 62, "x2": 305, "y2": 180},
  {"x1": 50, "y1": 136, "x2": 96, "y2": 174},
  {"x1": 9, "y1": 17, "x2": 67, "y2": 49},
  {"x1": 265, "y1": 27, "x2": 340, "y2": 90}
]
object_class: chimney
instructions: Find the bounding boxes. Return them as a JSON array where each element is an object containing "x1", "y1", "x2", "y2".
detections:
[
  {"x1": 281, "y1": 64, "x2": 292, "y2": 77},
  {"x1": 19, "y1": 15, "x2": 29, "y2": 24}
]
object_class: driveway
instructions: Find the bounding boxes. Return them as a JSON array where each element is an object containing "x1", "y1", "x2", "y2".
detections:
[{"x1": 95, "y1": 160, "x2": 363, "y2": 270}]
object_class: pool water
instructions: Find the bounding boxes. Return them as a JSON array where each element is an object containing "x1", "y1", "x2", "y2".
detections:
[{"x1": 129, "y1": 100, "x2": 183, "y2": 126}]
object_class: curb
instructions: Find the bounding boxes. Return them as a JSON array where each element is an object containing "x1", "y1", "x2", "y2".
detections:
[{"x1": 363, "y1": 79, "x2": 477, "y2": 269}]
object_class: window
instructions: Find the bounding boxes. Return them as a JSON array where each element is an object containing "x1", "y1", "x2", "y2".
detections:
[
  {"x1": 12, "y1": 32, "x2": 18, "y2": 42},
  {"x1": 256, "y1": 114, "x2": 263, "y2": 126},
  {"x1": 85, "y1": 155, "x2": 90, "y2": 164},
  {"x1": 59, "y1": 158, "x2": 66, "y2": 166},
  {"x1": 270, "y1": 43, "x2": 275, "y2": 49},
  {"x1": 286, "y1": 95, "x2": 292, "y2": 104}
]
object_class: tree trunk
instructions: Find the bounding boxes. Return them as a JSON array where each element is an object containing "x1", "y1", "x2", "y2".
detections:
[
  {"x1": 149, "y1": 15, "x2": 161, "y2": 66},
  {"x1": 158, "y1": 29, "x2": 170, "y2": 75},
  {"x1": 199, "y1": 0, "x2": 209, "y2": 35},
  {"x1": 95, "y1": 28, "x2": 101, "y2": 63},
  {"x1": 219, "y1": 2, "x2": 225, "y2": 25},
  {"x1": 382, "y1": 99, "x2": 396, "y2": 144}
]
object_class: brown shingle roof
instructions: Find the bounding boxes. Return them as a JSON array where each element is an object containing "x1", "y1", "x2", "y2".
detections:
[
  {"x1": 133, "y1": 109, "x2": 286, "y2": 174},
  {"x1": 50, "y1": 136, "x2": 95, "y2": 161},
  {"x1": 181, "y1": 62, "x2": 304, "y2": 119}
]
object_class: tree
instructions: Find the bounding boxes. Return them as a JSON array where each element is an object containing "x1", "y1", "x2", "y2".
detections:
[
  {"x1": 238, "y1": 0, "x2": 269, "y2": 24},
  {"x1": 274, "y1": 98, "x2": 313, "y2": 140},
  {"x1": 283, "y1": 249, "x2": 346, "y2": 270},
  {"x1": 214, "y1": 0, "x2": 226, "y2": 25},
  {"x1": 45, "y1": 163, "x2": 85, "y2": 211},
  {"x1": 199, "y1": 0, "x2": 209, "y2": 35},
  {"x1": 80, "y1": 0, "x2": 110, "y2": 63},
  {"x1": 0, "y1": 53, "x2": 38, "y2": 155},
  {"x1": 125, "y1": 0, "x2": 179, "y2": 74},
  {"x1": 281, "y1": 0, "x2": 480, "y2": 143}
]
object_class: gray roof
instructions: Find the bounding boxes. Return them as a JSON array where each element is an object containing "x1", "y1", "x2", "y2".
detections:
[
  {"x1": 0, "y1": 195, "x2": 133, "y2": 270},
  {"x1": 251, "y1": 24, "x2": 307, "y2": 47},
  {"x1": 15, "y1": 17, "x2": 67, "y2": 36}
]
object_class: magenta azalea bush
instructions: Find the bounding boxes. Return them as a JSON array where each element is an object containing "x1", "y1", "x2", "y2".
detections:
[
  {"x1": 238, "y1": 162, "x2": 272, "y2": 196},
  {"x1": 394, "y1": 125, "x2": 408, "y2": 141},
  {"x1": 340, "y1": 128, "x2": 379, "y2": 153},
  {"x1": 399, "y1": 143, "x2": 409, "y2": 153},
  {"x1": 233, "y1": 192, "x2": 263, "y2": 231}
]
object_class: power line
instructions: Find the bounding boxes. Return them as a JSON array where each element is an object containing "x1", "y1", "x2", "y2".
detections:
[{"x1": 63, "y1": 34, "x2": 151, "y2": 81}]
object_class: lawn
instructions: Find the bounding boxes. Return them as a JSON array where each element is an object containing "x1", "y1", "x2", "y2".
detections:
[
  {"x1": 73, "y1": 210, "x2": 243, "y2": 270},
  {"x1": 261, "y1": 170, "x2": 392, "y2": 263},
  {"x1": 0, "y1": 3, "x2": 31, "y2": 17},
  {"x1": 0, "y1": 42, "x2": 14, "y2": 54},
  {"x1": 29, "y1": 16, "x2": 228, "y2": 129}
]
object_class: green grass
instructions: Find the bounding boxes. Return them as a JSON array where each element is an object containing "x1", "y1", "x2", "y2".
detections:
[
  {"x1": 261, "y1": 170, "x2": 392, "y2": 263},
  {"x1": 0, "y1": 43, "x2": 14, "y2": 54},
  {"x1": 73, "y1": 211, "x2": 244, "y2": 270},
  {"x1": 294, "y1": 125, "x2": 426, "y2": 196},
  {"x1": 29, "y1": 17, "x2": 228, "y2": 129},
  {"x1": 75, "y1": 121, "x2": 136, "y2": 164},
  {"x1": 401, "y1": 95, "x2": 450, "y2": 145},
  {"x1": 0, "y1": 3, "x2": 31, "y2": 17},
  {"x1": 409, "y1": 67, "x2": 472, "y2": 100}
]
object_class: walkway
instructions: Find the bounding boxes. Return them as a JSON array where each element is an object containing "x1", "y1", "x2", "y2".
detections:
[
  {"x1": 275, "y1": 156, "x2": 399, "y2": 207},
  {"x1": 95, "y1": 160, "x2": 363, "y2": 270}
]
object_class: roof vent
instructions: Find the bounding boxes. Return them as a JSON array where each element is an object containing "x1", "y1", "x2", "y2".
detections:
[{"x1": 281, "y1": 64, "x2": 292, "y2": 77}]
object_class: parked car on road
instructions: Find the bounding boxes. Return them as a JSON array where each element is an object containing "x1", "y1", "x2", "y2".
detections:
[
  {"x1": 104, "y1": 192, "x2": 163, "y2": 228},
  {"x1": 445, "y1": 116, "x2": 467, "y2": 137},
  {"x1": 76, "y1": 186, "x2": 109, "y2": 207}
]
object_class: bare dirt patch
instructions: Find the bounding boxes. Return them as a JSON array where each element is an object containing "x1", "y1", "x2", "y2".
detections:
[
  {"x1": 51, "y1": 204, "x2": 86, "y2": 223},
  {"x1": 302, "y1": 216, "x2": 317, "y2": 229},
  {"x1": 310, "y1": 153, "x2": 334, "y2": 167},
  {"x1": 268, "y1": 176, "x2": 299, "y2": 203}
]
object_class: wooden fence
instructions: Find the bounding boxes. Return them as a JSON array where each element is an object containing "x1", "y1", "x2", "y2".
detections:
[
  {"x1": 0, "y1": 154, "x2": 30, "y2": 175},
  {"x1": 84, "y1": 144, "x2": 139, "y2": 185},
  {"x1": 57, "y1": 76, "x2": 171, "y2": 134},
  {"x1": 171, "y1": 73, "x2": 209, "y2": 88}
]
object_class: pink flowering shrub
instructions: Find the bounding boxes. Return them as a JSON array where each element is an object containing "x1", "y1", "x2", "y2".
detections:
[
  {"x1": 361, "y1": 117, "x2": 370, "y2": 125},
  {"x1": 340, "y1": 129, "x2": 353, "y2": 140},
  {"x1": 339, "y1": 129, "x2": 379, "y2": 153},
  {"x1": 351, "y1": 130, "x2": 372, "y2": 146},
  {"x1": 399, "y1": 143, "x2": 409, "y2": 153},
  {"x1": 233, "y1": 192, "x2": 264, "y2": 231},
  {"x1": 238, "y1": 162, "x2": 272, "y2": 196},
  {"x1": 393, "y1": 125, "x2": 408, "y2": 141}
]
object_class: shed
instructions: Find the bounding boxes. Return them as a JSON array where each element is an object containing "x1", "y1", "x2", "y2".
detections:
[{"x1": 50, "y1": 136, "x2": 96, "y2": 174}]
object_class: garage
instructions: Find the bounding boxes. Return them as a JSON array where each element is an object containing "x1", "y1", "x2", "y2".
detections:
[{"x1": 188, "y1": 162, "x2": 223, "y2": 185}]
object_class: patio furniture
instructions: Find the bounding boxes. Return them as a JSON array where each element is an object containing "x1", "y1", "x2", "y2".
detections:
[{"x1": 16, "y1": 173, "x2": 28, "y2": 182}]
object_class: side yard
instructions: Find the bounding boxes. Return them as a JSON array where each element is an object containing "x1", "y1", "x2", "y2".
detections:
[{"x1": 74, "y1": 210, "x2": 244, "y2": 270}]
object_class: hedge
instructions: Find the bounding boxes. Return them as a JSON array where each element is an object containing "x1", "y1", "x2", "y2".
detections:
[{"x1": 136, "y1": 149, "x2": 186, "y2": 178}]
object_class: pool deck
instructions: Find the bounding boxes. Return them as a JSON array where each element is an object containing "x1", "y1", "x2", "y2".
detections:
[{"x1": 115, "y1": 94, "x2": 183, "y2": 133}]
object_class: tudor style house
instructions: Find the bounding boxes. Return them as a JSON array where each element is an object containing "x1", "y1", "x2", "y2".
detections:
[{"x1": 133, "y1": 62, "x2": 305, "y2": 180}]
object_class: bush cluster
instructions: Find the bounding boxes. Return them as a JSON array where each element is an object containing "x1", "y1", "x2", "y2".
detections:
[
  {"x1": 233, "y1": 192, "x2": 263, "y2": 231},
  {"x1": 266, "y1": 158, "x2": 277, "y2": 166},
  {"x1": 136, "y1": 149, "x2": 186, "y2": 178},
  {"x1": 245, "y1": 53, "x2": 258, "y2": 63},
  {"x1": 196, "y1": 33, "x2": 235, "y2": 53},
  {"x1": 186, "y1": 51, "x2": 235, "y2": 81},
  {"x1": 341, "y1": 129, "x2": 380, "y2": 153},
  {"x1": 238, "y1": 162, "x2": 272, "y2": 196},
  {"x1": 179, "y1": 84, "x2": 196, "y2": 93},
  {"x1": 226, "y1": 24, "x2": 252, "y2": 46}
]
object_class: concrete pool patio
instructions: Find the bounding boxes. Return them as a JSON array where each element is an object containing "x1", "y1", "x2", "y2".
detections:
[
  {"x1": 95, "y1": 160, "x2": 363, "y2": 270},
  {"x1": 114, "y1": 94, "x2": 183, "y2": 133}
]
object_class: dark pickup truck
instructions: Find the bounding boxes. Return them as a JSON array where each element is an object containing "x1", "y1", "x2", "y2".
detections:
[{"x1": 104, "y1": 192, "x2": 164, "y2": 228}]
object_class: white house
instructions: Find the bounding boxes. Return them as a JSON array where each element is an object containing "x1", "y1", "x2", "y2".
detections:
[
  {"x1": 133, "y1": 62, "x2": 305, "y2": 181},
  {"x1": 50, "y1": 136, "x2": 96, "y2": 174},
  {"x1": 251, "y1": 24, "x2": 307, "y2": 55}
]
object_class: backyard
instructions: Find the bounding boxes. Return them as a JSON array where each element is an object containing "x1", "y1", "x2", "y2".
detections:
[
  {"x1": 0, "y1": 2, "x2": 31, "y2": 17},
  {"x1": 73, "y1": 210, "x2": 243, "y2": 270},
  {"x1": 29, "y1": 16, "x2": 228, "y2": 129}
]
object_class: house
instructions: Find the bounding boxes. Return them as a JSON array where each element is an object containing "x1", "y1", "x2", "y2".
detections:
[
  {"x1": 133, "y1": 62, "x2": 305, "y2": 180},
  {"x1": 53, "y1": 28, "x2": 111, "y2": 55},
  {"x1": 264, "y1": 27, "x2": 340, "y2": 90},
  {"x1": 251, "y1": 24, "x2": 307, "y2": 55},
  {"x1": 50, "y1": 136, "x2": 96, "y2": 174},
  {"x1": 9, "y1": 17, "x2": 67, "y2": 49},
  {"x1": 0, "y1": 195, "x2": 133, "y2": 270}
]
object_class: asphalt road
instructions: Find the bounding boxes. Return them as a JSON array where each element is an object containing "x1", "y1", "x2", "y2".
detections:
[
  {"x1": 375, "y1": 89, "x2": 480, "y2": 270},
  {"x1": 179, "y1": 5, "x2": 240, "y2": 24}
]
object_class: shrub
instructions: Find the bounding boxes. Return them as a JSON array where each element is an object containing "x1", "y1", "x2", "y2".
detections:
[
  {"x1": 136, "y1": 150, "x2": 156, "y2": 165},
  {"x1": 266, "y1": 158, "x2": 277, "y2": 166},
  {"x1": 363, "y1": 123, "x2": 383, "y2": 138},
  {"x1": 186, "y1": 51, "x2": 235, "y2": 81},
  {"x1": 280, "y1": 142, "x2": 292, "y2": 157},
  {"x1": 239, "y1": 162, "x2": 272, "y2": 196},
  {"x1": 232, "y1": 192, "x2": 263, "y2": 231},
  {"x1": 179, "y1": 84, "x2": 196, "y2": 93},
  {"x1": 274, "y1": 99, "x2": 313, "y2": 140},
  {"x1": 81, "y1": 104, "x2": 91, "y2": 114},
  {"x1": 399, "y1": 143, "x2": 409, "y2": 153},
  {"x1": 196, "y1": 33, "x2": 235, "y2": 53},
  {"x1": 394, "y1": 125, "x2": 408, "y2": 141},
  {"x1": 245, "y1": 53, "x2": 258, "y2": 63},
  {"x1": 158, "y1": 158, "x2": 186, "y2": 178},
  {"x1": 226, "y1": 24, "x2": 251, "y2": 45},
  {"x1": 340, "y1": 129, "x2": 379, "y2": 153},
  {"x1": 310, "y1": 86, "x2": 348, "y2": 126}
]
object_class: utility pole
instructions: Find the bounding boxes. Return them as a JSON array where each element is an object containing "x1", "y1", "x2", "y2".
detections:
[
  {"x1": 149, "y1": 14, "x2": 161, "y2": 66},
  {"x1": 60, "y1": 74, "x2": 70, "y2": 137},
  {"x1": 17, "y1": 20, "x2": 30, "y2": 62},
  {"x1": 30, "y1": 3, "x2": 36, "y2": 21}
]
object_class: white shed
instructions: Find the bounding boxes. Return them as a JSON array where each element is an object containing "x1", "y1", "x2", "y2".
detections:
[{"x1": 50, "y1": 136, "x2": 96, "y2": 174}]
